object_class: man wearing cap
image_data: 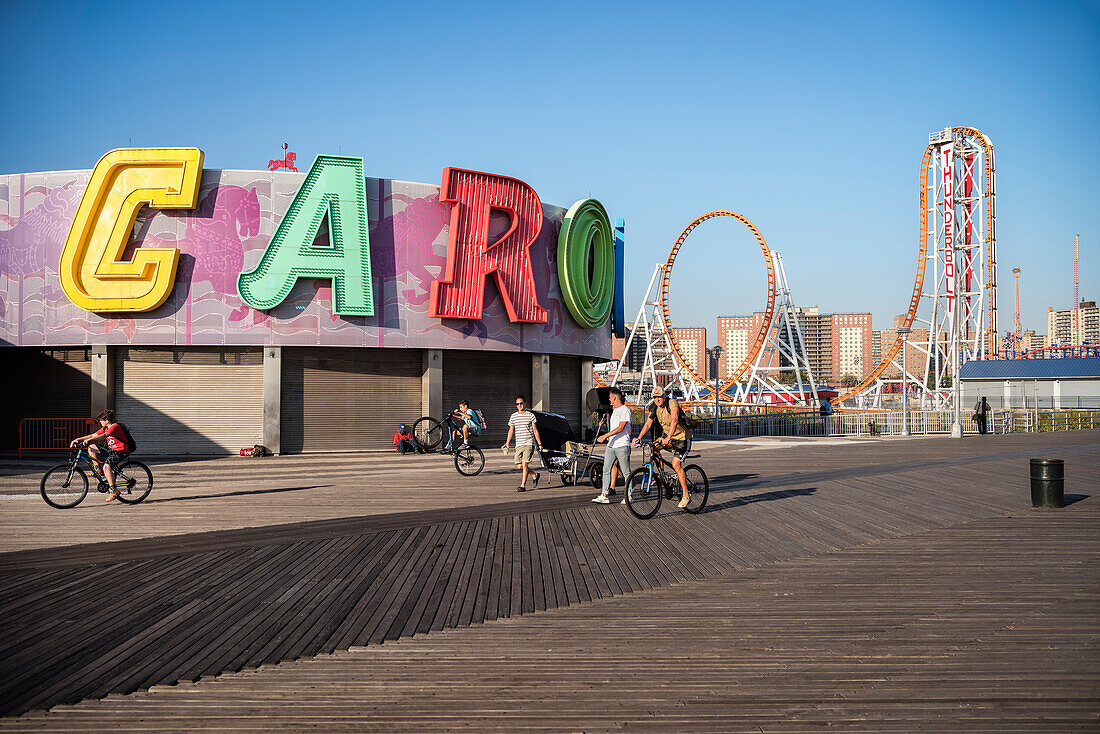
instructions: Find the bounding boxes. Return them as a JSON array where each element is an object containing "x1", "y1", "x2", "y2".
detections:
[
  {"x1": 633, "y1": 386, "x2": 694, "y2": 509},
  {"x1": 393, "y1": 424, "x2": 418, "y2": 454}
]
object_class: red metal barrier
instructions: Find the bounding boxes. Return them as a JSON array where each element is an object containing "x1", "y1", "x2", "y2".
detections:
[{"x1": 18, "y1": 418, "x2": 97, "y2": 459}]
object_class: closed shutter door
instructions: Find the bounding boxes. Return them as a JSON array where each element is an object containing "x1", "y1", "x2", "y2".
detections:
[
  {"x1": 282, "y1": 348, "x2": 422, "y2": 453},
  {"x1": 0, "y1": 349, "x2": 92, "y2": 451},
  {"x1": 549, "y1": 356, "x2": 582, "y2": 435},
  {"x1": 115, "y1": 348, "x2": 263, "y2": 455},
  {"x1": 443, "y1": 351, "x2": 532, "y2": 446}
]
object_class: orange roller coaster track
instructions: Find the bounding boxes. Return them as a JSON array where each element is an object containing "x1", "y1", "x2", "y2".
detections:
[
  {"x1": 660, "y1": 211, "x2": 777, "y2": 396},
  {"x1": 835, "y1": 126, "x2": 996, "y2": 406}
]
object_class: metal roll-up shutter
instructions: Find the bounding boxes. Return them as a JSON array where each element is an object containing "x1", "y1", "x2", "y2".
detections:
[
  {"x1": 115, "y1": 348, "x2": 263, "y2": 455},
  {"x1": 282, "y1": 348, "x2": 422, "y2": 453},
  {"x1": 0, "y1": 349, "x2": 92, "y2": 451},
  {"x1": 549, "y1": 355, "x2": 582, "y2": 435},
  {"x1": 443, "y1": 351, "x2": 532, "y2": 446}
]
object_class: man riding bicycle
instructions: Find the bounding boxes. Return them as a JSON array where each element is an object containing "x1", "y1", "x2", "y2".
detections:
[
  {"x1": 70, "y1": 409, "x2": 134, "y2": 502},
  {"x1": 633, "y1": 387, "x2": 694, "y2": 509}
]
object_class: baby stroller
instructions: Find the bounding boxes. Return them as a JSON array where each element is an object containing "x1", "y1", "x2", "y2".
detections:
[{"x1": 531, "y1": 410, "x2": 603, "y2": 488}]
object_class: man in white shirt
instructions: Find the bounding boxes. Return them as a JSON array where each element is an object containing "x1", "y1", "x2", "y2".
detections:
[{"x1": 592, "y1": 387, "x2": 631, "y2": 504}]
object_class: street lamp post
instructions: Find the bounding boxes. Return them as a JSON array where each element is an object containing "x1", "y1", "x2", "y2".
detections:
[
  {"x1": 897, "y1": 326, "x2": 911, "y2": 436},
  {"x1": 709, "y1": 346, "x2": 722, "y2": 436}
]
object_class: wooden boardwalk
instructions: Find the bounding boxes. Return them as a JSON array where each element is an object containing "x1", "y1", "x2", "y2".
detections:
[{"x1": 0, "y1": 431, "x2": 1097, "y2": 731}]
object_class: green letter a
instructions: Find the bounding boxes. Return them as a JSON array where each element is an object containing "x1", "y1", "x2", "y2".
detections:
[{"x1": 237, "y1": 155, "x2": 374, "y2": 315}]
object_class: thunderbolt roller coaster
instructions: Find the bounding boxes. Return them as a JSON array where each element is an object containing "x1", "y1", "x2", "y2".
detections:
[{"x1": 606, "y1": 127, "x2": 997, "y2": 410}]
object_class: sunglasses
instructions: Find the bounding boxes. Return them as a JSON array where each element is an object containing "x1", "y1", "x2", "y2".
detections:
[{"x1": 516, "y1": 402, "x2": 525, "y2": 406}]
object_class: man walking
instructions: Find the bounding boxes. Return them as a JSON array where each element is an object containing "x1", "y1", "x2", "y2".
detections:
[
  {"x1": 503, "y1": 395, "x2": 543, "y2": 492},
  {"x1": 592, "y1": 387, "x2": 631, "y2": 504},
  {"x1": 973, "y1": 396, "x2": 990, "y2": 435}
]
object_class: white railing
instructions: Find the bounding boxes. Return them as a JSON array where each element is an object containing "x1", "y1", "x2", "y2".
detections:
[{"x1": 693, "y1": 409, "x2": 1029, "y2": 437}]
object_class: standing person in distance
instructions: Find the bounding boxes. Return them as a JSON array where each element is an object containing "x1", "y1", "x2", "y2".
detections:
[
  {"x1": 502, "y1": 395, "x2": 543, "y2": 492},
  {"x1": 973, "y1": 396, "x2": 990, "y2": 435},
  {"x1": 593, "y1": 387, "x2": 631, "y2": 504},
  {"x1": 633, "y1": 387, "x2": 694, "y2": 509}
]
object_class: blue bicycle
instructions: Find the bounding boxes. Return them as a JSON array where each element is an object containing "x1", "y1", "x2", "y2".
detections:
[
  {"x1": 624, "y1": 441, "x2": 708, "y2": 519},
  {"x1": 40, "y1": 447, "x2": 153, "y2": 508}
]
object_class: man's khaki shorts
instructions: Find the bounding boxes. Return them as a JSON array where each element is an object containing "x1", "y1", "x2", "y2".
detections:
[{"x1": 514, "y1": 445, "x2": 535, "y2": 465}]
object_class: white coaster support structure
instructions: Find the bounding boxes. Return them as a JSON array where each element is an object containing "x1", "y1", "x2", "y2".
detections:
[
  {"x1": 731, "y1": 251, "x2": 820, "y2": 408},
  {"x1": 918, "y1": 127, "x2": 997, "y2": 413},
  {"x1": 604, "y1": 263, "x2": 694, "y2": 405}
]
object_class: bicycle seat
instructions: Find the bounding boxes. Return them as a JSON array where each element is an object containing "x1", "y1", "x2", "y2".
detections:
[{"x1": 685, "y1": 453, "x2": 701, "y2": 459}]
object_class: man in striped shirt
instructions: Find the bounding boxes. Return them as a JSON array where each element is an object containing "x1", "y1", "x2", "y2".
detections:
[{"x1": 502, "y1": 395, "x2": 543, "y2": 492}]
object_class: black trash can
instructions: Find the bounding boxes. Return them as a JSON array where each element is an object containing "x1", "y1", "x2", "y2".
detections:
[{"x1": 1029, "y1": 458, "x2": 1064, "y2": 508}]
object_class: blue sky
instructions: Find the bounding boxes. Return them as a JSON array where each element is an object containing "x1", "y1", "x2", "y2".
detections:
[{"x1": 3, "y1": 0, "x2": 1097, "y2": 340}]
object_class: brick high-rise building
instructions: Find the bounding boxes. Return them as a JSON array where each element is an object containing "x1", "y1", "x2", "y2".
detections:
[
  {"x1": 830, "y1": 312, "x2": 872, "y2": 382},
  {"x1": 671, "y1": 327, "x2": 707, "y2": 380},
  {"x1": 716, "y1": 313, "x2": 769, "y2": 379},
  {"x1": 717, "y1": 307, "x2": 872, "y2": 383}
]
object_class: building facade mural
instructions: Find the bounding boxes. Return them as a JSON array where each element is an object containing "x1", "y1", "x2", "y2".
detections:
[{"x1": 1, "y1": 159, "x2": 613, "y2": 358}]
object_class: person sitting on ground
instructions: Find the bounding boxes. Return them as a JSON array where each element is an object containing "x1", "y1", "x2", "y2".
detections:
[
  {"x1": 449, "y1": 400, "x2": 482, "y2": 449},
  {"x1": 70, "y1": 409, "x2": 134, "y2": 502},
  {"x1": 393, "y1": 424, "x2": 419, "y2": 454},
  {"x1": 633, "y1": 387, "x2": 694, "y2": 510}
]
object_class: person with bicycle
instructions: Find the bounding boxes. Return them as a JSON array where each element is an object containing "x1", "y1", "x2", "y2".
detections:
[
  {"x1": 633, "y1": 387, "x2": 693, "y2": 509},
  {"x1": 450, "y1": 400, "x2": 482, "y2": 449},
  {"x1": 70, "y1": 410, "x2": 133, "y2": 502},
  {"x1": 592, "y1": 386, "x2": 631, "y2": 504}
]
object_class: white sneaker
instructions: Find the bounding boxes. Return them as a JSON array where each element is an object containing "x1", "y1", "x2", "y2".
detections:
[
  {"x1": 620, "y1": 499, "x2": 627, "y2": 505},
  {"x1": 591, "y1": 494, "x2": 611, "y2": 504}
]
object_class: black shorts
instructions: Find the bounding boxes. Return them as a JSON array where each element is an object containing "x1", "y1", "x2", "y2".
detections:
[{"x1": 667, "y1": 437, "x2": 692, "y2": 461}]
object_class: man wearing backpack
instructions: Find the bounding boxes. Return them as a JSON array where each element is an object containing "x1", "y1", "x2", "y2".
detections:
[
  {"x1": 633, "y1": 387, "x2": 694, "y2": 509},
  {"x1": 70, "y1": 410, "x2": 135, "y2": 502}
]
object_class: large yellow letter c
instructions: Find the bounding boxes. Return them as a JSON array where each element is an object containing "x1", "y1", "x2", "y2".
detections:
[{"x1": 59, "y1": 148, "x2": 203, "y2": 312}]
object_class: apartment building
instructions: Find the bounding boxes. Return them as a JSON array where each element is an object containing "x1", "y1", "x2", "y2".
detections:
[
  {"x1": 1047, "y1": 301, "x2": 1099, "y2": 346},
  {"x1": 717, "y1": 307, "x2": 872, "y2": 383}
]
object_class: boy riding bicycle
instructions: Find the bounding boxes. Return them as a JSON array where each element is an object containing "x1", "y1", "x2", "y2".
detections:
[
  {"x1": 70, "y1": 410, "x2": 134, "y2": 502},
  {"x1": 444, "y1": 400, "x2": 482, "y2": 452}
]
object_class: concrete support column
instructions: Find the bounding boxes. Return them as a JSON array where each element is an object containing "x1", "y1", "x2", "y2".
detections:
[
  {"x1": 423, "y1": 350, "x2": 443, "y2": 420},
  {"x1": 263, "y1": 346, "x2": 281, "y2": 455},
  {"x1": 90, "y1": 345, "x2": 114, "y2": 416},
  {"x1": 581, "y1": 358, "x2": 594, "y2": 429},
  {"x1": 532, "y1": 354, "x2": 550, "y2": 411}
]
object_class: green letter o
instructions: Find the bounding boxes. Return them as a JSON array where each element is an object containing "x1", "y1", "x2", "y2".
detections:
[{"x1": 557, "y1": 199, "x2": 614, "y2": 328}]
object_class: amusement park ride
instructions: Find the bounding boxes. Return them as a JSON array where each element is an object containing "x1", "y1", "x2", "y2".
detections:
[{"x1": 598, "y1": 127, "x2": 1001, "y2": 419}]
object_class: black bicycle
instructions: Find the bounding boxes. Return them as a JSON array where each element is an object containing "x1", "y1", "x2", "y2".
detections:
[
  {"x1": 624, "y1": 441, "x2": 708, "y2": 519},
  {"x1": 411, "y1": 413, "x2": 485, "y2": 477},
  {"x1": 40, "y1": 447, "x2": 154, "y2": 509}
]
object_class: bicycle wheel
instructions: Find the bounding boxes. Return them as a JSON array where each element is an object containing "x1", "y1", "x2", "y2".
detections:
[
  {"x1": 624, "y1": 467, "x2": 662, "y2": 519},
  {"x1": 453, "y1": 446, "x2": 484, "y2": 476},
  {"x1": 681, "y1": 464, "x2": 709, "y2": 514},
  {"x1": 41, "y1": 465, "x2": 88, "y2": 509},
  {"x1": 114, "y1": 461, "x2": 153, "y2": 504},
  {"x1": 412, "y1": 417, "x2": 445, "y2": 451}
]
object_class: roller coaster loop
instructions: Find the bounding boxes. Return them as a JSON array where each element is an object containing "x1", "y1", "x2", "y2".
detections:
[{"x1": 660, "y1": 211, "x2": 777, "y2": 397}]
